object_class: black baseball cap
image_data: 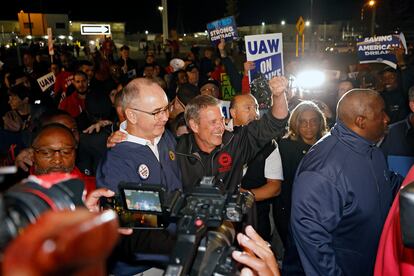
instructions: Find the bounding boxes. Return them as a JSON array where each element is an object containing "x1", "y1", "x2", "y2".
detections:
[{"x1": 186, "y1": 63, "x2": 199, "y2": 72}]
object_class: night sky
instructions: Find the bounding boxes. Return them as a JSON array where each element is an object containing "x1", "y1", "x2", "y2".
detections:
[{"x1": 0, "y1": 0, "x2": 371, "y2": 33}]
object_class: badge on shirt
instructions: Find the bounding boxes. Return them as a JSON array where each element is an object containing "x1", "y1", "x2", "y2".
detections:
[
  {"x1": 169, "y1": 150, "x2": 175, "y2": 161},
  {"x1": 218, "y1": 152, "x2": 233, "y2": 173},
  {"x1": 137, "y1": 164, "x2": 150, "y2": 180}
]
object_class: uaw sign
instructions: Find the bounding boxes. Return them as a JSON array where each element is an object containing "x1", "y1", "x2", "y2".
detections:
[
  {"x1": 207, "y1": 16, "x2": 238, "y2": 45},
  {"x1": 357, "y1": 34, "x2": 400, "y2": 69},
  {"x1": 245, "y1": 33, "x2": 284, "y2": 83},
  {"x1": 37, "y1": 72, "x2": 56, "y2": 92}
]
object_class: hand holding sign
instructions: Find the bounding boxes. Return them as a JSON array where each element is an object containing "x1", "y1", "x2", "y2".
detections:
[
  {"x1": 389, "y1": 44, "x2": 406, "y2": 67},
  {"x1": 243, "y1": 61, "x2": 255, "y2": 76},
  {"x1": 269, "y1": 76, "x2": 288, "y2": 97}
]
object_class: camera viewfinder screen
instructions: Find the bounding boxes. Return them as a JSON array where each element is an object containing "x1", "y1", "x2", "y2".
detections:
[{"x1": 124, "y1": 189, "x2": 162, "y2": 212}]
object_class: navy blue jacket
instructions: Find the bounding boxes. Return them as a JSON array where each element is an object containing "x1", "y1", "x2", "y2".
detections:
[
  {"x1": 96, "y1": 130, "x2": 182, "y2": 192},
  {"x1": 287, "y1": 121, "x2": 398, "y2": 276}
]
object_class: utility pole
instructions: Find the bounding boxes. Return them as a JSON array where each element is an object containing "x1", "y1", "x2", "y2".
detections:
[
  {"x1": 161, "y1": 0, "x2": 169, "y2": 44},
  {"x1": 370, "y1": 5, "x2": 376, "y2": 36}
]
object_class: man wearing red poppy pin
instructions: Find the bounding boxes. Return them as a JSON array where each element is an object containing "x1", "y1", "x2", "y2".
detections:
[{"x1": 176, "y1": 76, "x2": 288, "y2": 195}]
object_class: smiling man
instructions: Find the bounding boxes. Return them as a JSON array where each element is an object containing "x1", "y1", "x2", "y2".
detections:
[
  {"x1": 96, "y1": 78, "x2": 181, "y2": 193},
  {"x1": 96, "y1": 78, "x2": 181, "y2": 263},
  {"x1": 176, "y1": 76, "x2": 289, "y2": 192}
]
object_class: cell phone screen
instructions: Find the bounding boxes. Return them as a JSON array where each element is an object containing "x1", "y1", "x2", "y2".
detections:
[{"x1": 123, "y1": 189, "x2": 162, "y2": 213}]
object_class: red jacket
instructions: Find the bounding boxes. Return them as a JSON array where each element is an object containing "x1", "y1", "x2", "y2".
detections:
[
  {"x1": 374, "y1": 166, "x2": 414, "y2": 276},
  {"x1": 58, "y1": 92, "x2": 85, "y2": 118}
]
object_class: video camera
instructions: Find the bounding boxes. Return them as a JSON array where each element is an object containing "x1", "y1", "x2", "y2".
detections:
[{"x1": 102, "y1": 176, "x2": 255, "y2": 275}]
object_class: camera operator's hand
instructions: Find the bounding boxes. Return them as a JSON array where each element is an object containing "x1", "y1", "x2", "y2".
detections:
[
  {"x1": 15, "y1": 148, "x2": 34, "y2": 172},
  {"x1": 85, "y1": 188, "x2": 133, "y2": 235},
  {"x1": 232, "y1": 225, "x2": 280, "y2": 276},
  {"x1": 269, "y1": 76, "x2": 288, "y2": 98},
  {"x1": 107, "y1": 130, "x2": 127, "y2": 148}
]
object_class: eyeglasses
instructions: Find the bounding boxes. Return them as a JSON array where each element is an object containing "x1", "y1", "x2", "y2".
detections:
[
  {"x1": 299, "y1": 118, "x2": 320, "y2": 128},
  {"x1": 33, "y1": 147, "x2": 76, "y2": 159},
  {"x1": 128, "y1": 104, "x2": 170, "y2": 120}
]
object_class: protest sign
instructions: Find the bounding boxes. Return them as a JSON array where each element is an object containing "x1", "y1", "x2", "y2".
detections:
[
  {"x1": 37, "y1": 72, "x2": 56, "y2": 92},
  {"x1": 357, "y1": 34, "x2": 401, "y2": 69},
  {"x1": 245, "y1": 33, "x2": 284, "y2": 83},
  {"x1": 207, "y1": 16, "x2": 238, "y2": 45}
]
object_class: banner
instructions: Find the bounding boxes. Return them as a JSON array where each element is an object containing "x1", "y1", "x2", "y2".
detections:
[
  {"x1": 37, "y1": 72, "x2": 56, "y2": 92},
  {"x1": 357, "y1": 34, "x2": 401, "y2": 69},
  {"x1": 207, "y1": 16, "x2": 238, "y2": 45},
  {"x1": 245, "y1": 33, "x2": 284, "y2": 83}
]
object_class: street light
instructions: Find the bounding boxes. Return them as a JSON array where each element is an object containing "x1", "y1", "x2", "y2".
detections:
[
  {"x1": 281, "y1": 20, "x2": 286, "y2": 25},
  {"x1": 361, "y1": 0, "x2": 376, "y2": 36},
  {"x1": 305, "y1": 21, "x2": 311, "y2": 27}
]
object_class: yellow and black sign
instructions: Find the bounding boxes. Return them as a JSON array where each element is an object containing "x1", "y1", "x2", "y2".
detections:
[
  {"x1": 296, "y1": 16, "x2": 305, "y2": 57},
  {"x1": 296, "y1": 16, "x2": 305, "y2": 36}
]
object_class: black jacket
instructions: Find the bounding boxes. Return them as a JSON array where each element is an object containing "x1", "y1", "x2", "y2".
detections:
[{"x1": 175, "y1": 112, "x2": 288, "y2": 193}]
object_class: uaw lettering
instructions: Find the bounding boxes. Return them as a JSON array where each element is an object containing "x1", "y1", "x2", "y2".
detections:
[
  {"x1": 357, "y1": 34, "x2": 401, "y2": 69},
  {"x1": 247, "y1": 39, "x2": 279, "y2": 55},
  {"x1": 245, "y1": 33, "x2": 284, "y2": 83},
  {"x1": 37, "y1": 72, "x2": 56, "y2": 92},
  {"x1": 207, "y1": 16, "x2": 238, "y2": 44}
]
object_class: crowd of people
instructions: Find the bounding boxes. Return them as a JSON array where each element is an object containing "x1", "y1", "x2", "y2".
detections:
[{"x1": 1, "y1": 35, "x2": 414, "y2": 275}]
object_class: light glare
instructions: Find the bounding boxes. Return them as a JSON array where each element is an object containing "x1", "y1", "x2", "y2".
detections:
[{"x1": 296, "y1": 70, "x2": 325, "y2": 89}]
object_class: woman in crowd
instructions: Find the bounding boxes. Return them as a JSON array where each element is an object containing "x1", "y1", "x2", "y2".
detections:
[{"x1": 273, "y1": 101, "x2": 328, "y2": 247}]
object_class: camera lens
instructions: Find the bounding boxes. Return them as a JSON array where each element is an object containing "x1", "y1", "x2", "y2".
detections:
[{"x1": 0, "y1": 178, "x2": 85, "y2": 250}]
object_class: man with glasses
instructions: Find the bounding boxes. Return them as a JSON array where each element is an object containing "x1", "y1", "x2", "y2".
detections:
[
  {"x1": 32, "y1": 124, "x2": 77, "y2": 175},
  {"x1": 200, "y1": 79, "x2": 220, "y2": 99},
  {"x1": 96, "y1": 78, "x2": 181, "y2": 267},
  {"x1": 107, "y1": 76, "x2": 288, "y2": 193},
  {"x1": 30, "y1": 123, "x2": 95, "y2": 196},
  {"x1": 96, "y1": 78, "x2": 181, "y2": 194}
]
